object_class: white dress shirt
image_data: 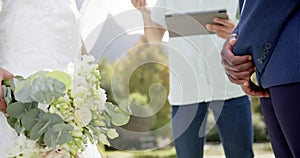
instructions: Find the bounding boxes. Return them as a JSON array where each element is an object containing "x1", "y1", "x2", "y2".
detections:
[{"x1": 151, "y1": 0, "x2": 245, "y2": 105}]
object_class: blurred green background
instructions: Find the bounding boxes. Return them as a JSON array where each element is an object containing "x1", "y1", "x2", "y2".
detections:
[{"x1": 97, "y1": 36, "x2": 271, "y2": 157}]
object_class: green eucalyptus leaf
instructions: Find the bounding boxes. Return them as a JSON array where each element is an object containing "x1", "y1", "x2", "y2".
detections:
[
  {"x1": 25, "y1": 102, "x2": 38, "y2": 110},
  {"x1": 7, "y1": 102, "x2": 27, "y2": 118},
  {"x1": 104, "y1": 102, "x2": 130, "y2": 126},
  {"x1": 30, "y1": 113, "x2": 63, "y2": 140},
  {"x1": 27, "y1": 71, "x2": 48, "y2": 83},
  {"x1": 47, "y1": 71, "x2": 71, "y2": 92},
  {"x1": 14, "y1": 119, "x2": 23, "y2": 134},
  {"x1": 44, "y1": 123, "x2": 73, "y2": 148},
  {"x1": 30, "y1": 77, "x2": 65, "y2": 104},
  {"x1": 2, "y1": 85, "x2": 12, "y2": 105},
  {"x1": 4, "y1": 86, "x2": 12, "y2": 104},
  {"x1": 39, "y1": 113, "x2": 64, "y2": 123},
  {"x1": 51, "y1": 78, "x2": 67, "y2": 94},
  {"x1": 103, "y1": 111, "x2": 111, "y2": 127},
  {"x1": 14, "y1": 80, "x2": 33, "y2": 103},
  {"x1": 2, "y1": 85, "x2": 7, "y2": 98},
  {"x1": 11, "y1": 76, "x2": 25, "y2": 90},
  {"x1": 7, "y1": 117, "x2": 17, "y2": 128},
  {"x1": 13, "y1": 75, "x2": 25, "y2": 80},
  {"x1": 30, "y1": 119, "x2": 50, "y2": 140},
  {"x1": 22, "y1": 109, "x2": 41, "y2": 130},
  {"x1": 53, "y1": 123, "x2": 73, "y2": 131},
  {"x1": 30, "y1": 77, "x2": 48, "y2": 103}
]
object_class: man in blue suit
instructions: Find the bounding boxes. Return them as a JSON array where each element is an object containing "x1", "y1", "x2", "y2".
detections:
[{"x1": 221, "y1": 0, "x2": 300, "y2": 157}]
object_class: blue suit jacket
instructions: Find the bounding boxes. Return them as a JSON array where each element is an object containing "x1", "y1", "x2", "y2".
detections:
[{"x1": 233, "y1": 0, "x2": 300, "y2": 88}]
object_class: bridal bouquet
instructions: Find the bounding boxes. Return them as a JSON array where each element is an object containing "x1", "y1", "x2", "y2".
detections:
[{"x1": 2, "y1": 55, "x2": 130, "y2": 158}]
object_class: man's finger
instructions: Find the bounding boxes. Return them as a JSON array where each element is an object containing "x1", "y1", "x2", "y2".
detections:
[
  {"x1": 241, "y1": 81, "x2": 270, "y2": 97},
  {"x1": 222, "y1": 58, "x2": 254, "y2": 72},
  {"x1": 221, "y1": 37, "x2": 251, "y2": 66},
  {"x1": 223, "y1": 52, "x2": 252, "y2": 66},
  {"x1": 225, "y1": 68, "x2": 254, "y2": 80},
  {"x1": 226, "y1": 74, "x2": 248, "y2": 86},
  {"x1": 229, "y1": 36, "x2": 237, "y2": 46}
]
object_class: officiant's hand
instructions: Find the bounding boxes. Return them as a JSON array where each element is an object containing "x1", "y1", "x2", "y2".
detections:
[
  {"x1": 132, "y1": 0, "x2": 149, "y2": 13},
  {"x1": 0, "y1": 68, "x2": 13, "y2": 113},
  {"x1": 206, "y1": 14, "x2": 235, "y2": 39}
]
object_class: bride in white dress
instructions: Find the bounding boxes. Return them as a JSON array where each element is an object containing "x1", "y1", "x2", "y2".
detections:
[{"x1": 0, "y1": 0, "x2": 102, "y2": 157}]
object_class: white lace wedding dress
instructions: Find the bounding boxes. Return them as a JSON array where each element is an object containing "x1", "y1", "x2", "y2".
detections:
[{"x1": 0, "y1": 0, "x2": 101, "y2": 157}]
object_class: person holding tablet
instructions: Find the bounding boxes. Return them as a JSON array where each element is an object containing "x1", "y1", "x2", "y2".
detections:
[{"x1": 131, "y1": 0, "x2": 254, "y2": 158}]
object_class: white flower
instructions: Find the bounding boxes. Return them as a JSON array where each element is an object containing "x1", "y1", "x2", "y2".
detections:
[
  {"x1": 82, "y1": 55, "x2": 95, "y2": 63},
  {"x1": 73, "y1": 86, "x2": 89, "y2": 98},
  {"x1": 74, "y1": 108, "x2": 92, "y2": 127},
  {"x1": 38, "y1": 103, "x2": 50, "y2": 112},
  {"x1": 98, "y1": 88, "x2": 107, "y2": 112},
  {"x1": 73, "y1": 97, "x2": 84, "y2": 108},
  {"x1": 49, "y1": 106, "x2": 64, "y2": 118},
  {"x1": 7, "y1": 133, "x2": 42, "y2": 158}
]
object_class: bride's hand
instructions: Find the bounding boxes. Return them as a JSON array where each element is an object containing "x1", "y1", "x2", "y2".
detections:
[{"x1": 0, "y1": 67, "x2": 13, "y2": 113}]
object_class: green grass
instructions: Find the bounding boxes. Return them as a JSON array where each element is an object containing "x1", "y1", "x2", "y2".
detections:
[
  {"x1": 105, "y1": 148, "x2": 176, "y2": 158},
  {"x1": 104, "y1": 143, "x2": 273, "y2": 158}
]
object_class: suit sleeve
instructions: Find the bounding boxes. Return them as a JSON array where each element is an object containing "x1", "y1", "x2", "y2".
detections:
[
  {"x1": 232, "y1": 0, "x2": 244, "y2": 35},
  {"x1": 233, "y1": 0, "x2": 300, "y2": 72}
]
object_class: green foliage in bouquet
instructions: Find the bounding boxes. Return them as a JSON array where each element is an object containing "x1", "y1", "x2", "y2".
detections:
[
  {"x1": 1, "y1": 55, "x2": 130, "y2": 158},
  {"x1": 3, "y1": 73, "x2": 73, "y2": 148}
]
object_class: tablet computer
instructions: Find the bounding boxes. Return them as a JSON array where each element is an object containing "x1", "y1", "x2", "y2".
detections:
[{"x1": 165, "y1": 9, "x2": 227, "y2": 38}]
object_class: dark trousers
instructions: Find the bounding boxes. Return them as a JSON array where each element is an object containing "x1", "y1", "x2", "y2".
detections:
[
  {"x1": 172, "y1": 96, "x2": 254, "y2": 158},
  {"x1": 260, "y1": 82, "x2": 300, "y2": 158}
]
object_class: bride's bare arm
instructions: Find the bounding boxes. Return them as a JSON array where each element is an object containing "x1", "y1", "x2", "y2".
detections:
[
  {"x1": 81, "y1": 39, "x2": 88, "y2": 55},
  {"x1": 0, "y1": 68, "x2": 13, "y2": 113},
  {"x1": 131, "y1": 0, "x2": 165, "y2": 42}
]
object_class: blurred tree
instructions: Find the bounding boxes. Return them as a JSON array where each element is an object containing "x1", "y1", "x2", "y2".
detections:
[{"x1": 99, "y1": 36, "x2": 172, "y2": 150}]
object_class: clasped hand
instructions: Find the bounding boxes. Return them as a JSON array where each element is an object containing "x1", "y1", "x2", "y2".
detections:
[{"x1": 221, "y1": 35, "x2": 270, "y2": 97}]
